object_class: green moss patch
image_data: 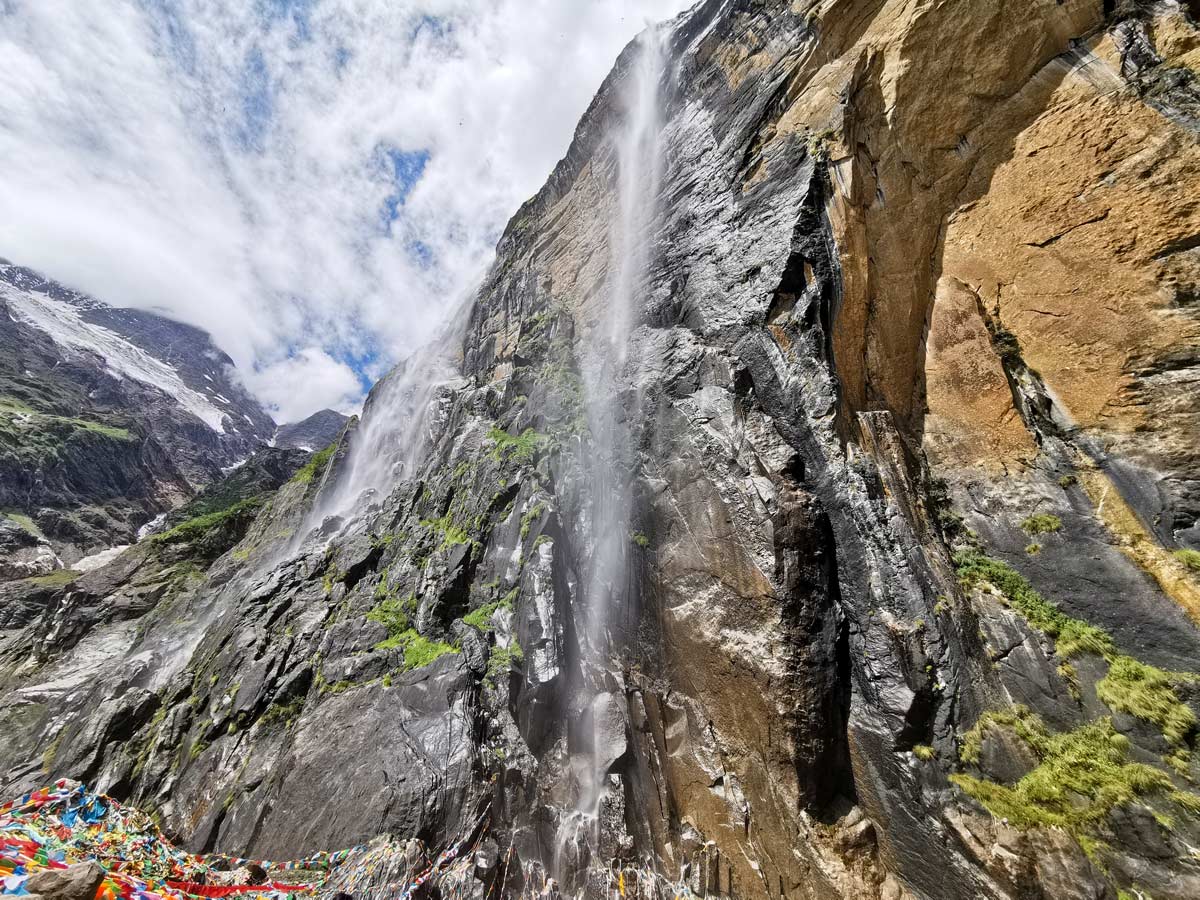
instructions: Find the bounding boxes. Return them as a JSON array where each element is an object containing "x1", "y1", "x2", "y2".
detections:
[
  {"x1": 24, "y1": 569, "x2": 80, "y2": 588},
  {"x1": 2, "y1": 509, "x2": 43, "y2": 538},
  {"x1": 519, "y1": 503, "x2": 544, "y2": 540},
  {"x1": 376, "y1": 628, "x2": 458, "y2": 670},
  {"x1": 258, "y1": 696, "x2": 305, "y2": 729},
  {"x1": 952, "y1": 715, "x2": 1185, "y2": 841},
  {"x1": 955, "y1": 551, "x2": 1196, "y2": 747},
  {"x1": 0, "y1": 396, "x2": 36, "y2": 416},
  {"x1": 291, "y1": 443, "x2": 337, "y2": 485},
  {"x1": 1020, "y1": 513, "x2": 1062, "y2": 536},
  {"x1": 74, "y1": 420, "x2": 133, "y2": 440},
  {"x1": 421, "y1": 513, "x2": 470, "y2": 550},
  {"x1": 487, "y1": 426, "x2": 545, "y2": 464},
  {"x1": 486, "y1": 640, "x2": 524, "y2": 684},
  {"x1": 367, "y1": 592, "x2": 457, "y2": 670},
  {"x1": 151, "y1": 497, "x2": 264, "y2": 545},
  {"x1": 463, "y1": 591, "x2": 515, "y2": 632},
  {"x1": 367, "y1": 592, "x2": 416, "y2": 635}
]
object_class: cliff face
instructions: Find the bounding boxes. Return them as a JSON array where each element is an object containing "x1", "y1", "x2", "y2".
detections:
[{"x1": 3, "y1": 2, "x2": 1200, "y2": 899}]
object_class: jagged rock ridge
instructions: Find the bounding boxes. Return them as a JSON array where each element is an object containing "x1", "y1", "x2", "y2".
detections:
[
  {"x1": 3, "y1": 2, "x2": 1200, "y2": 899},
  {"x1": 273, "y1": 410, "x2": 350, "y2": 452}
]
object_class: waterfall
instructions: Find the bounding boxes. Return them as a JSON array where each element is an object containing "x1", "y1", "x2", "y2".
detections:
[
  {"x1": 604, "y1": 27, "x2": 667, "y2": 364},
  {"x1": 559, "y1": 23, "x2": 667, "y2": 877},
  {"x1": 293, "y1": 310, "x2": 467, "y2": 550},
  {"x1": 319, "y1": 341, "x2": 457, "y2": 520}
]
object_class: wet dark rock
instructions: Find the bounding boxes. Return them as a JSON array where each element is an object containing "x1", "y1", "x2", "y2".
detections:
[
  {"x1": 588, "y1": 693, "x2": 627, "y2": 778},
  {"x1": 454, "y1": 620, "x2": 490, "y2": 675}
]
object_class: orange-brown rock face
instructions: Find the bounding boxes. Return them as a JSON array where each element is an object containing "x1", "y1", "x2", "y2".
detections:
[{"x1": 931, "y1": 30, "x2": 1200, "y2": 524}]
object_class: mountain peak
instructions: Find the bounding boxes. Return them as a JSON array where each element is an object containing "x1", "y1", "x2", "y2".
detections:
[{"x1": 272, "y1": 408, "x2": 350, "y2": 451}]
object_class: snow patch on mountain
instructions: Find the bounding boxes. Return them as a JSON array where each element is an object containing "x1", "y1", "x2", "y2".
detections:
[{"x1": 0, "y1": 282, "x2": 228, "y2": 433}]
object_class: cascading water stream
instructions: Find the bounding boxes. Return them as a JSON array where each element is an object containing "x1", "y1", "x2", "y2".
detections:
[
  {"x1": 556, "y1": 24, "x2": 668, "y2": 882},
  {"x1": 286, "y1": 310, "x2": 468, "y2": 556},
  {"x1": 317, "y1": 342, "x2": 457, "y2": 523}
]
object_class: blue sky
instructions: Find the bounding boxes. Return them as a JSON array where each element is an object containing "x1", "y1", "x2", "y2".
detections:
[
  {"x1": 381, "y1": 148, "x2": 431, "y2": 229},
  {"x1": 0, "y1": 0, "x2": 692, "y2": 421}
]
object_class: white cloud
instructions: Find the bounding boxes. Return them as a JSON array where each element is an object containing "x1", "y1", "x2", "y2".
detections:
[
  {"x1": 0, "y1": 0, "x2": 693, "y2": 423},
  {"x1": 246, "y1": 347, "x2": 364, "y2": 423}
]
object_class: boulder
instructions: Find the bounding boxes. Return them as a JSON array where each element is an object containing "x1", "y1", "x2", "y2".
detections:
[{"x1": 24, "y1": 863, "x2": 106, "y2": 900}]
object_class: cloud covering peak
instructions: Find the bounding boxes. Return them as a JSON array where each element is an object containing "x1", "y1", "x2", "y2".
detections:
[{"x1": 0, "y1": 0, "x2": 692, "y2": 423}]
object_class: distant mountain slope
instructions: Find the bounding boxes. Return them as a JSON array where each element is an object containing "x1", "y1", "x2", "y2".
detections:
[
  {"x1": 272, "y1": 408, "x2": 348, "y2": 451},
  {"x1": 0, "y1": 260, "x2": 276, "y2": 569}
]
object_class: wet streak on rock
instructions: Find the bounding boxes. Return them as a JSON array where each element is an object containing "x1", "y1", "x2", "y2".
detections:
[{"x1": 772, "y1": 480, "x2": 852, "y2": 813}]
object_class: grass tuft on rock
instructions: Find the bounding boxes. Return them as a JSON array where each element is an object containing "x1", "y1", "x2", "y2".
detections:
[
  {"x1": 463, "y1": 592, "x2": 514, "y2": 632},
  {"x1": 1172, "y1": 789, "x2": 1200, "y2": 814},
  {"x1": 487, "y1": 426, "x2": 544, "y2": 464},
  {"x1": 421, "y1": 513, "x2": 470, "y2": 550},
  {"x1": 959, "y1": 705, "x2": 1051, "y2": 766},
  {"x1": 366, "y1": 589, "x2": 456, "y2": 669},
  {"x1": 377, "y1": 629, "x2": 457, "y2": 670},
  {"x1": 367, "y1": 592, "x2": 416, "y2": 635},
  {"x1": 1176, "y1": 548, "x2": 1200, "y2": 573},
  {"x1": 486, "y1": 640, "x2": 524, "y2": 685},
  {"x1": 952, "y1": 716, "x2": 1180, "y2": 837},
  {"x1": 955, "y1": 551, "x2": 1114, "y2": 658},
  {"x1": 1096, "y1": 656, "x2": 1197, "y2": 747},
  {"x1": 1020, "y1": 513, "x2": 1062, "y2": 536},
  {"x1": 365, "y1": 593, "x2": 456, "y2": 670},
  {"x1": 259, "y1": 696, "x2": 305, "y2": 729}
]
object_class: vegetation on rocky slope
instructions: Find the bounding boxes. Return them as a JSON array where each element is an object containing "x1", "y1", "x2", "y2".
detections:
[
  {"x1": 151, "y1": 497, "x2": 266, "y2": 546},
  {"x1": 486, "y1": 426, "x2": 545, "y2": 464},
  {"x1": 0, "y1": 395, "x2": 135, "y2": 446},
  {"x1": 956, "y1": 549, "x2": 1196, "y2": 748},
  {"x1": 1019, "y1": 513, "x2": 1062, "y2": 536},
  {"x1": 382, "y1": 630, "x2": 458, "y2": 670},
  {"x1": 951, "y1": 712, "x2": 1190, "y2": 849},
  {"x1": 6, "y1": 2, "x2": 1200, "y2": 896},
  {"x1": 462, "y1": 592, "x2": 514, "y2": 632},
  {"x1": 955, "y1": 552, "x2": 1200, "y2": 856},
  {"x1": 367, "y1": 591, "x2": 457, "y2": 669},
  {"x1": 290, "y1": 442, "x2": 336, "y2": 485},
  {"x1": 1177, "y1": 548, "x2": 1200, "y2": 573}
]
